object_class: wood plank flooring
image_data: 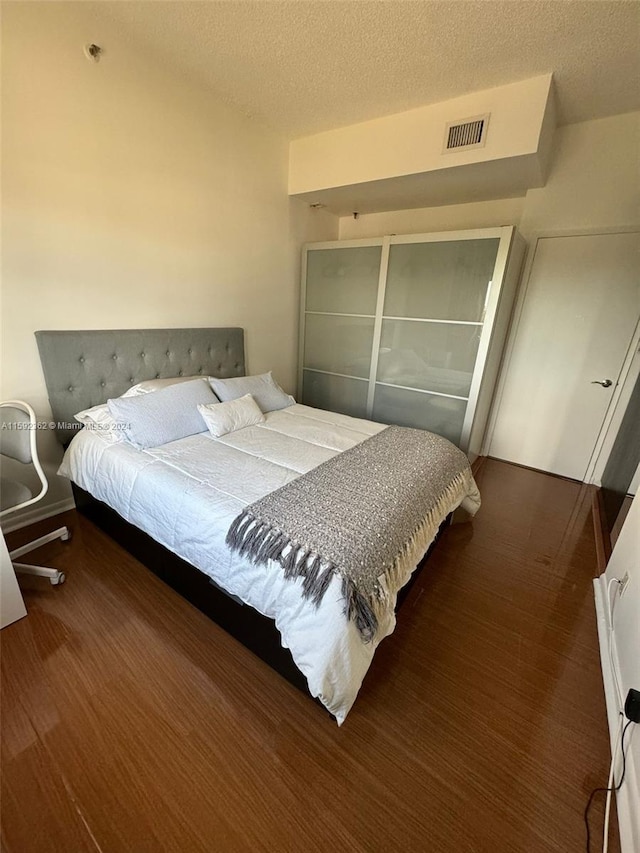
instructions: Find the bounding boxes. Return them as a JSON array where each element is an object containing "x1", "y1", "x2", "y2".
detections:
[{"x1": 1, "y1": 459, "x2": 617, "y2": 852}]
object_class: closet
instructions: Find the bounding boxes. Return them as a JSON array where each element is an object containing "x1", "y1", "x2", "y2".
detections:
[{"x1": 298, "y1": 226, "x2": 525, "y2": 459}]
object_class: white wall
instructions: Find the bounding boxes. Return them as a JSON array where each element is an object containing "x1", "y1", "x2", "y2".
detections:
[
  {"x1": 605, "y1": 493, "x2": 640, "y2": 713},
  {"x1": 1, "y1": 3, "x2": 337, "y2": 517},
  {"x1": 600, "y1": 494, "x2": 640, "y2": 853},
  {"x1": 519, "y1": 112, "x2": 640, "y2": 236}
]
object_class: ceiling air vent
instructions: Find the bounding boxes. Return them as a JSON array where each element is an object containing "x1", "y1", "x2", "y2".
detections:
[{"x1": 443, "y1": 114, "x2": 490, "y2": 153}]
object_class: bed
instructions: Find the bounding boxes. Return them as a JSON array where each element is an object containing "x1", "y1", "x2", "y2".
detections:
[{"x1": 36, "y1": 328, "x2": 481, "y2": 723}]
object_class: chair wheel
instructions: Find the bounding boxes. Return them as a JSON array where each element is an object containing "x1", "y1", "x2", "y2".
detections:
[{"x1": 50, "y1": 573, "x2": 66, "y2": 585}]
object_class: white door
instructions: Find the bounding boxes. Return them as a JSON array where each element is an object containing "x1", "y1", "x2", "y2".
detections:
[{"x1": 489, "y1": 231, "x2": 640, "y2": 480}]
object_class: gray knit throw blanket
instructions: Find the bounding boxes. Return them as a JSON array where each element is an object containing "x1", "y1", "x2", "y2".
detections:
[{"x1": 226, "y1": 425, "x2": 475, "y2": 642}]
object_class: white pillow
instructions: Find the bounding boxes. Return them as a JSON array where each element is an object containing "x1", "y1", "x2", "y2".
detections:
[
  {"x1": 122, "y1": 375, "x2": 212, "y2": 397},
  {"x1": 74, "y1": 403, "x2": 125, "y2": 443},
  {"x1": 107, "y1": 379, "x2": 217, "y2": 449},
  {"x1": 208, "y1": 372, "x2": 294, "y2": 412},
  {"x1": 198, "y1": 394, "x2": 265, "y2": 438}
]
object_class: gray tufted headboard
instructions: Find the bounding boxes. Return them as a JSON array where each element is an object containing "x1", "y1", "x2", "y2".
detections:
[{"x1": 36, "y1": 328, "x2": 245, "y2": 445}]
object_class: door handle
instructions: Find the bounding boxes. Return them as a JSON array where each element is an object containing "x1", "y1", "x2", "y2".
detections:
[{"x1": 591, "y1": 379, "x2": 613, "y2": 388}]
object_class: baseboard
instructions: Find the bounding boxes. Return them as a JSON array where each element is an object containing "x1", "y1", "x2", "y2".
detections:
[
  {"x1": 593, "y1": 576, "x2": 640, "y2": 853},
  {"x1": 470, "y1": 455, "x2": 487, "y2": 476},
  {"x1": 1, "y1": 498, "x2": 76, "y2": 533}
]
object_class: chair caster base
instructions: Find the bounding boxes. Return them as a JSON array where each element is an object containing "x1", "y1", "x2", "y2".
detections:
[{"x1": 13, "y1": 563, "x2": 66, "y2": 585}]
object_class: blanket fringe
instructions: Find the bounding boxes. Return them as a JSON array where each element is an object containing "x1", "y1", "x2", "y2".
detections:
[{"x1": 226, "y1": 468, "x2": 475, "y2": 642}]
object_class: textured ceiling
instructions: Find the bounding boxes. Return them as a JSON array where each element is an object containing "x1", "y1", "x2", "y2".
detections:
[{"x1": 97, "y1": 1, "x2": 639, "y2": 139}]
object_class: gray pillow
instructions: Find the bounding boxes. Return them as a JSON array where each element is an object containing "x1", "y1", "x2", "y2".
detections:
[
  {"x1": 107, "y1": 378, "x2": 217, "y2": 449},
  {"x1": 208, "y1": 372, "x2": 294, "y2": 413}
]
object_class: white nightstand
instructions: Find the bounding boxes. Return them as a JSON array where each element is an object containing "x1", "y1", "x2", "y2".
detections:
[{"x1": 1, "y1": 533, "x2": 27, "y2": 628}]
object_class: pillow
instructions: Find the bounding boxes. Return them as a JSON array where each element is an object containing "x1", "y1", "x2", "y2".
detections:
[
  {"x1": 208, "y1": 372, "x2": 294, "y2": 413},
  {"x1": 198, "y1": 394, "x2": 265, "y2": 438},
  {"x1": 74, "y1": 403, "x2": 125, "y2": 443},
  {"x1": 122, "y1": 375, "x2": 211, "y2": 397},
  {"x1": 107, "y1": 378, "x2": 217, "y2": 449}
]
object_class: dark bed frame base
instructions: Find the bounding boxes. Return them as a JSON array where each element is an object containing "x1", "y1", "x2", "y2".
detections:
[{"x1": 72, "y1": 483, "x2": 445, "y2": 699}]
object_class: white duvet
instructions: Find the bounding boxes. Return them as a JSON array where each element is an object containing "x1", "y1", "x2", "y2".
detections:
[{"x1": 59, "y1": 404, "x2": 480, "y2": 723}]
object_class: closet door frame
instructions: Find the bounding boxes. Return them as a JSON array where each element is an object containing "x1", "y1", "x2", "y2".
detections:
[
  {"x1": 366, "y1": 236, "x2": 392, "y2": 415},
  {"x1": 458, "y1": 226, "x2": 515, "y2": 449}
]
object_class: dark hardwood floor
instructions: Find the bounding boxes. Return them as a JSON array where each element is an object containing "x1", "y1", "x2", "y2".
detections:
[{"x1": 1, "y1": 459, "x2": 617, "y2": 852}]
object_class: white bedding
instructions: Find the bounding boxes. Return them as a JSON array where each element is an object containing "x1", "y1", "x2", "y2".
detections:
[{"x1": 59, "y1": 403, "x2": 480, "y2": 723}]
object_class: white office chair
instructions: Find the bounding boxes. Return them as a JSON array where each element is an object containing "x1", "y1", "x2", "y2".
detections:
[{"x1": 0, "y1": 400, "x2": 69, "y2": 585}]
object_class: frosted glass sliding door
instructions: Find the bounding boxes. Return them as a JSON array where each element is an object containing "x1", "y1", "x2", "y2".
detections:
[
  {"x1": 372, "y1": 385, "x2": 467, "y2": 445},
  {"x1": 300, "y1": 241, "x2": 382, "y2": 417},
  {"x1": 383, "y1": 239, "x2": 500, "y2": 321},
  {"x1": 376, "y1": 320, "x2": 481, "y2": 397},
  {"x1": 302, "y1": 371, "x2": 368, "y2": 418},
  {"x1": 306, "y1": 246, "x2": 381, "y2": 315},
  {"x1": 304, "y1": 314, "x2": 375, "y2": 378}
]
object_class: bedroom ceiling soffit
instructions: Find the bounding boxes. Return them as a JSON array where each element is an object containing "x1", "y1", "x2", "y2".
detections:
[{"x1": 289, "y1": 75, "x2": 556, "y2": 216}]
